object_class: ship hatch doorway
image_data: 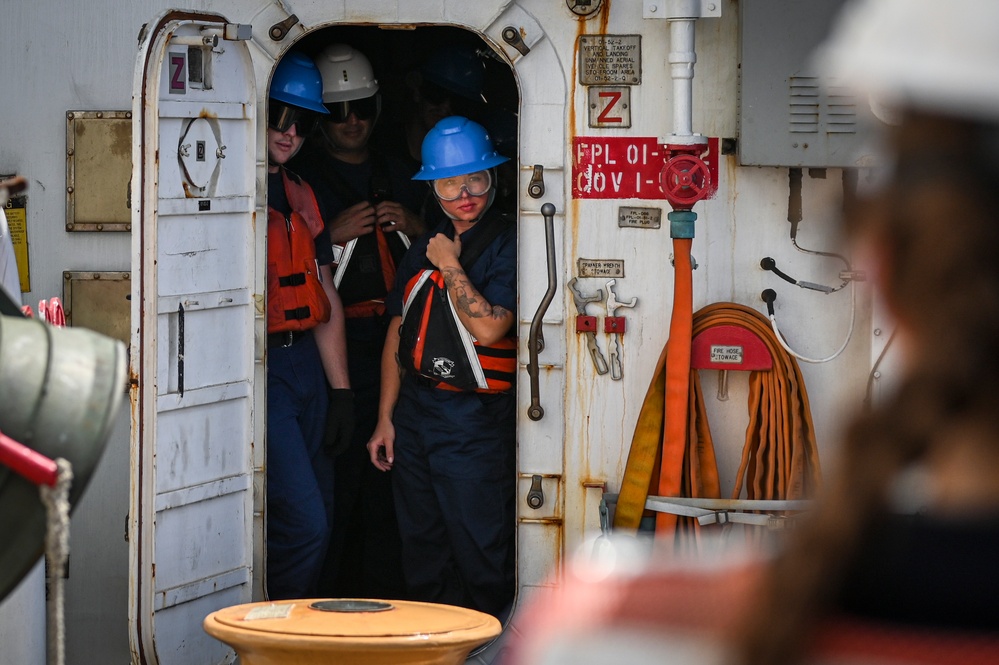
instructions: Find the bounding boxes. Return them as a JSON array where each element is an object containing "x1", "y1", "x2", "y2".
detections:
[{"x1": 266, "y1": 22, "x2": 520, "y2": 626}]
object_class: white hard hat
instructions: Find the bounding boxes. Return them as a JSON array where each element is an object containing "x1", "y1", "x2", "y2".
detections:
[
  {"x1": 817, "y1": 0, "x2": 999, "y2": 124},
  {"x1": 315, "y1": 44, "x2": 379, "y2": 104}
]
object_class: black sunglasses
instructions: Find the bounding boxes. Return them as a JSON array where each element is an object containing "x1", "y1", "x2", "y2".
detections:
[
  {"x1": 324, "y1": 95, "x2": 380, "y2": 123},
  {"x1": 269, "y1": 101, "x2": 319, "y2": 135}
]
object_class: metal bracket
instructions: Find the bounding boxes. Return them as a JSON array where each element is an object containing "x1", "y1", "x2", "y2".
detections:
[
  {"x1": 269, "y1": 14, "x2": 299, "y2": 42},
  {"x1": 526, "y1": 475, "x2": 545, "y2": 509},
  {"x1": 528, "y1": 164, "x2": 545, "y2": 199},
  {"x1": 501, "y1": 26, "x2": 531, "y2": 56},
  {"x1": 223, "y1": 24, "x2": 252, "y2": 42},
  {"x1": 643, "y1": 0, "x2": 722, "y2": 19}
]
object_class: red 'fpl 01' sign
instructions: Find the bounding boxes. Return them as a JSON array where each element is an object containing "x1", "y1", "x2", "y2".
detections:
[{"x1": 571, "y1": 136, "x2": 719, "y2": 200}]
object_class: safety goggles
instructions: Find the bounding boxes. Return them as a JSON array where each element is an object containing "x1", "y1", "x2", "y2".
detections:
[
  {"x1": 433, "y1": 170, "x2": 492, "y2": 201},
  {"x1": 324, "y1": 95, "x2": 380, "y2": 123},
  {"x1": 268, "y1": 101, "x2": 319, "y2": 135}
]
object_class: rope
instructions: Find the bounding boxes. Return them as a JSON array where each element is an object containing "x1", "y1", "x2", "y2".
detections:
[
  {"x1": 39, "y1": 458, "x2": 72, "y2": 665},
  {"x1": 613, "y1": 302, "x2": 822, "y2": 540}
]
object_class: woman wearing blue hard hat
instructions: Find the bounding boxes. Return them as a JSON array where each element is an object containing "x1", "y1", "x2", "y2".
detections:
[
  {"x1": 368, "y1": 116, "x2": 517, "y2": 621},
  {"x1": 265, "y1": 50, "x2": 353, "y2": 600}
]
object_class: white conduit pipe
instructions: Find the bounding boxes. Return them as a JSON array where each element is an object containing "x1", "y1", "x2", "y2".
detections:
[{"x1": 668, "y1": 17, "x2": 696, "y2": 140}]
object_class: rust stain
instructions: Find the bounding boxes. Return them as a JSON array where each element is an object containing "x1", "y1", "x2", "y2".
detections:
[
  {"x1": 599, "y1": 0, "x2": 612, "y2": 34},
  {"x1": 110, "y1": 121, "x2": 131, "y2": 158},
  {"x1": 198, "y1": 108, "x2": 219, "y2": 120}
]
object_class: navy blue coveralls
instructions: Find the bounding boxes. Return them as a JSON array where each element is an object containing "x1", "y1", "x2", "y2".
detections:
[
  {"x1": 289, "y1": 144, "x2": 425, "y2": 598},
  {"x1": 386, "y1": 213, "x2": 517, "y2": 620},
  {"x1": 265, "y1": 169, "x2": 337, "y2": 600}
]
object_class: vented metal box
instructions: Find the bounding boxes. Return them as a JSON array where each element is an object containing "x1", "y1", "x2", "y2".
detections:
[{"x1": 738, "y1": 0, "x2": 870, "y2": 168}]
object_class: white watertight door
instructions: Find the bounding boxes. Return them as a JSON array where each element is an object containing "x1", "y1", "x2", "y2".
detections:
[{"x1": 130, "y1": 12, "x2": 256, "y2": 665}]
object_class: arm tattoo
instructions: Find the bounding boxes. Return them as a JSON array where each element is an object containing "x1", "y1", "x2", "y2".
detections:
[{"x1": 442, "y1": 267, "x2": 484, "y2": 318}]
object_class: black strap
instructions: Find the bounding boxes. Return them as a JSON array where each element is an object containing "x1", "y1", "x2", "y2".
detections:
[
  {"x1": 278, "y1": 273, "x2": 307, "y2": 287},
  {"x1": 284, "y1": 306, "x2": 311, "y2": 321},
  {"x1": 456, "y1": 213, "x2": 509, "y2": 272}
]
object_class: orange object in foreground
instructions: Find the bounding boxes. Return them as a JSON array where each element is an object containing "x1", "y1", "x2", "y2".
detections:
[{"x1": 203, "y1": 599, "x2": 501, "y2": 665}]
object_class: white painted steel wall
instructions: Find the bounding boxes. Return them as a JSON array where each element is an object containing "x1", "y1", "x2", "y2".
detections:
[{"x1": 0, "y1": 1, "x2": 888, "y2": 663}]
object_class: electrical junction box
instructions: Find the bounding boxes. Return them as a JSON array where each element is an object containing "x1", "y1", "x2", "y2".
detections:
[{"x1": 738, "y1": 0, "x2": 875, "y2": 168}]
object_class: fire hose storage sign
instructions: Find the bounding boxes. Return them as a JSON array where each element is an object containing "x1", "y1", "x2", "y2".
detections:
[{"x1": 572, "y1": 137, "x2": 720, "y2": 200}]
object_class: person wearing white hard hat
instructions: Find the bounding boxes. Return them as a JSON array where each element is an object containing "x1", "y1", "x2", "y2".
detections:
[{"x1": 288, "y1": 43, "x2": 425, "y2": 601}]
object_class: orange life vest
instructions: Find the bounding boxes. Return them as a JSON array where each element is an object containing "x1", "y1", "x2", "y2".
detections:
[
  {"x1": 399, "y1": 268, "x2": 516, "y2": 393},
  {"x1": 267, "y1": 169, "x2": 331, "y2": 333}
]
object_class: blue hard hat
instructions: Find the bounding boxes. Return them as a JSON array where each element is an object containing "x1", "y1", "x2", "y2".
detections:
[
  {"x1": 412, "y1": 116, "x2": 510, "y2": 180},
  {"x1": 420, "y1": 46, "x2": 486, "y2": 102},
  {"x1": 269, "y1": 51, "x2": 329, "y2": 115}
]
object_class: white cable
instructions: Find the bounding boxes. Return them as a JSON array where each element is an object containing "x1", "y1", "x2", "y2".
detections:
[{"x1": 768, "y1": 278, "x2": 857, "y2": 364}]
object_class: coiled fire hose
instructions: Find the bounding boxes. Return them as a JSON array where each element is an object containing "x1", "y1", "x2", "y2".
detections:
[{"x1": 613, "y1": 302, "x2": 822, "y2": 540}]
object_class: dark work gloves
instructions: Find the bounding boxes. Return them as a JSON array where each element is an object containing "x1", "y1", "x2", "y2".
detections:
[{"x1": 324, "y1": 388, "x2": 355, "y2": 458}]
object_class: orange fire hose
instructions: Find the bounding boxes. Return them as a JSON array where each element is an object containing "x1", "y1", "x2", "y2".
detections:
[
  {"x1": 657, "y1": 238, "x2": 695, "y2": 534},
  {"x1": 613, "y1": 302, "x2": 821, "y2": 537}
]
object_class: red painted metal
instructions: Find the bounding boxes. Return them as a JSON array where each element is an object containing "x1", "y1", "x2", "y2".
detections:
[
  {"x1": 0, "y1": 430, "x2": 58, "y2": 487},
  {"x1": 660, "y1": 153, "x2": 711, "y2": 208},
  {"x1": 575, "y1": 315, "x2": 597, "y2": 333},
  {"x1": 690, "y1": 324, "x2": 773, "y2": 371},
  {"x1": 604, "y1": 316, "x2": 627, "y2": 334},
  {"x1": 571, "y1": 136, "x2": 719, "y2": 200}
]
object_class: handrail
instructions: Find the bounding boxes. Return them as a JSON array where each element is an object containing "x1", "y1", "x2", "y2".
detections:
[{"x1": 527, "y1": 203, "x2": 557, "y2": 421}]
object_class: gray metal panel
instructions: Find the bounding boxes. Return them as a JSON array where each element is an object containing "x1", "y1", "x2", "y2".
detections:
[{"x1": 738, "y1": 0, "x2": 865, "y2": 168}]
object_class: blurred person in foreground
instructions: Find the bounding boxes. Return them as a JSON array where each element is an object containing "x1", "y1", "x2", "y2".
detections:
[{"x1": 508, "y1": 0, "x2": 999, "y2": 663}]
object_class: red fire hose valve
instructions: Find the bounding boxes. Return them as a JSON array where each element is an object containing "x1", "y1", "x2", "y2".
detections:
[{"x1": 659, "y1": 153, "x2": 711, "y2": 210}]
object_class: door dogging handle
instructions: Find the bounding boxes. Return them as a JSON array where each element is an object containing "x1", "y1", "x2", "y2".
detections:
[
  {"x1": 528, "y1": 203, "x2": 557, "y2": 421},
  {"x1": 526, "y1": 474, "x2": 545, "y2": 509}
]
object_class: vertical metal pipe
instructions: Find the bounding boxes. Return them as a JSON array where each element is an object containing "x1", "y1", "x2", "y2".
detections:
[{"x1": 668, "y1": 18, "x2": 696, "y2": 139}]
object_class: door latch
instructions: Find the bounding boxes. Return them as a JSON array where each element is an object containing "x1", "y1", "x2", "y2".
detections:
[
  {"x1": 502, "y1": 26, "x2": 531, "y2": 56},
  {"x1": 526, "y1": 474, "x2": 545, "y2": 509},
  {"x1": 528, "y1": 164, "x2": 545, "y2": 199},
  {"x1": 269, "y1": 14, "x2": 299, "y2": 42}
]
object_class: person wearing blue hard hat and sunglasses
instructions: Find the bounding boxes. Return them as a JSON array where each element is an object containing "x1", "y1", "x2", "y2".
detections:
[{"x1": 264, "y1": 50, "x2": 353, "y2": 601}]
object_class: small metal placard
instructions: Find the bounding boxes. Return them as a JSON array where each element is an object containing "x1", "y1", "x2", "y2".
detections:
[
  {"x1": 618, "y1": 207, "x2": 662, "y2": 229},
  {"x1": 577, "y1": 258, "x2": 625, "y2": 279},
  {"x1": 588, "y1": 86, "x2": 631, "y2": 128},
  {"x1": 710, "y1": 345, "x2": 744, "y2": 364},
  {"x1": 310, "y1": 600, "x2": 394, "y2": 613},
  {"x1": 579, "y1": 35, "x2": 641, "y2": 85}
]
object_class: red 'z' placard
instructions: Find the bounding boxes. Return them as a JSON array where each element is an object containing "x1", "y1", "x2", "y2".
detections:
[{"x1": 571, "y1": 136, "x2": 719, "y2": 200}]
